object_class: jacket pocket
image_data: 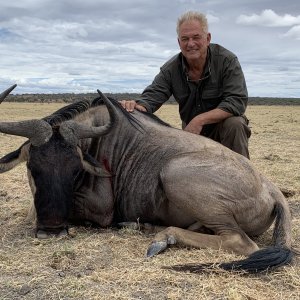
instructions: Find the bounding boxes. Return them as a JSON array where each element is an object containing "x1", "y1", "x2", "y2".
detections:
[{"x1": 201, "y1": 88, "x2": 222, "y2": 111}]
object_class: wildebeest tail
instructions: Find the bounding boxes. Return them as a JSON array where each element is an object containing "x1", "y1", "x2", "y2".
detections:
[{"x1": 167, "y1": 200, "x2": 294, "y2": 273}]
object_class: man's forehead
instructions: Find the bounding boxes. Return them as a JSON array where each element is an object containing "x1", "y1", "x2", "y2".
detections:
[{"x1": 179, "y1": 20, "x2": 205, "y2": 35}]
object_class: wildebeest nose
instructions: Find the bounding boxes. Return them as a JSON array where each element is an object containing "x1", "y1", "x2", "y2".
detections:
[{"x1": 36, "y1": 228, "x2": 68, "y2": 239}]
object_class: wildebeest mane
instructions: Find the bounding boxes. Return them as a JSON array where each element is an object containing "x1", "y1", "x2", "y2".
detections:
[
  {"x1": 43, "y1": 99, "x2": 98, "y2": 126},
  {"x1": 140, "y1": 110, "x2": 172, "y2": 127},
  {"x1": 93, "y1": 93, "x2": 171, "y2": 130},
  {"x1": 42, "y1": 94, "x2": 169, "y2": 132},
  {"x1": 94, "y1": 95, "x2": 144, "y2": 133}
]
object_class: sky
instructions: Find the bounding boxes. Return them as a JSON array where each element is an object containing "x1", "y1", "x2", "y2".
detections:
[{"x1": 0, "y1": 0, "x2": 299, "y2": 97}]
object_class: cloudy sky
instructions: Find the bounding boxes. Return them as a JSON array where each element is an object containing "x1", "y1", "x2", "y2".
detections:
[{"x1": 1, "y1": 0, "x2": 299, "y2": 97}]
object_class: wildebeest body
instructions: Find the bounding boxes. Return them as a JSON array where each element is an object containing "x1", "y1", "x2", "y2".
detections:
[{"x1": 72, "y1": 106, "x2": 274, "y2": 235}]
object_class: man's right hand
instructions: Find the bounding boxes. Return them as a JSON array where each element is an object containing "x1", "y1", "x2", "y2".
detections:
[{"x1": 119, "y1": 100, "x2": 147, "y2": 112}]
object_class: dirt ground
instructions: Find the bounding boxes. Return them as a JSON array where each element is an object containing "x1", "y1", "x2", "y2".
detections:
[{"x1": 0, "y1": 103, "x2": 299, "y2": 300}]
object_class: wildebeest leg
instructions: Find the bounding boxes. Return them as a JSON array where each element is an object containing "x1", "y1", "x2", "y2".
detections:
[
  {"x1": 147, "y1": 226, "x2": 259, "y2": 257},
  {"x1": 118, "y1": 222, "x2": 166, "y2": 234},
  {"x1": 187, "y1": 222, "x2": 214, "y2": 234},
  {"x1": 118, "y1": 221, "x2": 212, "y2": 235}
]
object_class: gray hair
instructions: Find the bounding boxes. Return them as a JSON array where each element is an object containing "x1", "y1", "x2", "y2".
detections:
[{"x1": 176, "y1": 11, "x2": 209, "y2": 36}]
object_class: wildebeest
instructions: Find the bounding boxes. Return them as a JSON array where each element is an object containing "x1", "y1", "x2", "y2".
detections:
[{"x1": 0, "y1": 84, "x2": 294, "y2": 273}]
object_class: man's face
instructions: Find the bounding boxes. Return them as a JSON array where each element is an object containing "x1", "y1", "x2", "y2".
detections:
[{"x1": 178, "y1": 20, "x2": 211, "y2": 63}]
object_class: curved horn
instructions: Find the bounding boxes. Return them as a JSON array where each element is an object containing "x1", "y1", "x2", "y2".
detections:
[
  {"x1": 0, "y1": 84, "x2": 17, "y2": 103},
  {"x1": 59, "y1": 120, "x2": 111, "y2": 145},
  {"x1": 97, "y1": 89, "x2": 120, "y2": 126},
  {"x1": 0, "y1": 119, "x2": 53, "y2": 146},
  {"x1": 59, "y1": 89, "x2": 120, "y2": 141}
]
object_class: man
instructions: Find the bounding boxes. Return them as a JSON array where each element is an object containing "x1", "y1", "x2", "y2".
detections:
[{"x1": 120, "y1": 11, "x2": 251, "y2": 158}]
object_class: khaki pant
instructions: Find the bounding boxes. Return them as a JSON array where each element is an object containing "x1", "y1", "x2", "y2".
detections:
[{"x1": 201, "y1": 116, "x2": 251, "y2": 159}]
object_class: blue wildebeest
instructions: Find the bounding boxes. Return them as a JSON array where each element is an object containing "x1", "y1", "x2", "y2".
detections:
[{"x1": 0, "y1": 85, "x2": 294, "y2": 273}]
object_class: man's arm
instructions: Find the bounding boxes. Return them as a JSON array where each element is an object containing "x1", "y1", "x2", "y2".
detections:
[
  {"x1": 217, "y1": 57, "x2": 248, "y2": 116},
  {"x1": 184, "y1": 108, "x2": 232, "y2": 134},
  {"x1": 185, "y1": 56, "x2": 247, "y2": 134}
]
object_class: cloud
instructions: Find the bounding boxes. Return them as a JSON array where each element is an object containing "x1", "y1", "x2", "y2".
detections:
[
  {"x1": 237, "y1": 9, "x2": 300, "y2": 27},
  {"x1": 206, "y1": 14, "x2": 220, "y2": 24},
  {"x1": 0, "y1": 2, "x2": 299, "y2": 97},
  {"x1": 283, "y1": 25, "x2": 300, "y2": 40}
]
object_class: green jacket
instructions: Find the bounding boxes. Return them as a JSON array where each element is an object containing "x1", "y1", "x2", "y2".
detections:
[{"x1": 137, "y1": 43, "x2": 248, "y2": 128}]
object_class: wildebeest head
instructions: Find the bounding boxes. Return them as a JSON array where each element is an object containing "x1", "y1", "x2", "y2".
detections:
[
  {"x1": 0, "y1": 86, "x2": 115, "y2": 238},
  {"x1": 28, "y1": 130, "x2": 83, "y2": 235}
]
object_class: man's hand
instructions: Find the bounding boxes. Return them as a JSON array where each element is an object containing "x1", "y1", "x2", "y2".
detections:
[
  {"x1": 184, "y1": 109, "x2": 233, "y2": 135},
  {"x1": 184, "y1": 120, "x2": 203, "y2": 135},
  {"x1": 119, "y1": 100, "x2": 147, "y2": 112}
]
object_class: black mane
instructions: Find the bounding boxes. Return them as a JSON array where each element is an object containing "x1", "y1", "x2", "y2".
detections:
[
  {"x1": 105, "y1": 97, "x2": 172, "y2": 131},
  {"x1": 102, "y1": 96, "x2": 144, "y2": 133},
  {"x1": 140, "y1": 110, "x2": 172, "y2": 127},
  {"x1": 43, "y1": 94, "x2": 171, "y2": 131},
  {"x1": 43, "y1": 97, "x2": 103, "y2": 126}
]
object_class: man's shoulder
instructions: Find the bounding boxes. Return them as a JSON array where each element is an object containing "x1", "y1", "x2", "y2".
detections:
[{"x1": 209, "y1": 43, "x2": 237, "y2": 60}]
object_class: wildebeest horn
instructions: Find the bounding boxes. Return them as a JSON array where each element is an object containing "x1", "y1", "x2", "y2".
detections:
[
  {"x1": 0, "y1": 84, "x2": 17, "y2": 103},
  {"x1": 59, "y1": 120, "x2": 112, "y2": 144},
  {"x1": 59, "y1": 89, "x2": 120, "y2": 141},
  {"x1": 97, "y1": 89, "x2": 120, "y2": 125},
  {"x1": 0, "y1": 120, "x2": 53, "y2": 146}
]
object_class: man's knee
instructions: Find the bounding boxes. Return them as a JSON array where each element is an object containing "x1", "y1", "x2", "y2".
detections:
[
  {"x1": 222, "y1": 116, "x2": 251, "y2": 138},
  {"x1": 219, "y1": 116, "x2": 251, "y2": 159}
]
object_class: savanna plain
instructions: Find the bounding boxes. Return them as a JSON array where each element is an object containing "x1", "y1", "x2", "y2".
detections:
[{"x1": 0, "y1": 102, "x2": 300, "y2": 300}]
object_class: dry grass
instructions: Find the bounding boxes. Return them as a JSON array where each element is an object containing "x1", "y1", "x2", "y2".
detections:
[{"x1": 0, "y1": 103, "x2": 300, "y2": 300}]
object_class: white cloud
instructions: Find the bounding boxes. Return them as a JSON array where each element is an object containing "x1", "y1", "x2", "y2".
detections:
[
  {"x1": 283, "y1": 25, "x2": 300, "y2": 40},
  {"x1": 206, "y1": 14, "x2": 220, "y2": 24},
  {"x1": 237, "y1": 9, "x2": 300, "y2": 27}
]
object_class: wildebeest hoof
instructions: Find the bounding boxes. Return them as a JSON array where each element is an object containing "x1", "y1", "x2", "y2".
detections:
[
  {"x1": 146, "y1": 241, "x2": 168, "y2": 257},
  {"x1": 36, "y1": 228, "x2": 68, "y2": 239}
]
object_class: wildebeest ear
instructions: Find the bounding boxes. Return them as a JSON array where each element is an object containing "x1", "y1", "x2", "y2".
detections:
[
  {"x1": 81, "y1": 152, "x2": 112, "y2": 177},
  {"x1": 0, "y1": 142, "x2": 30, "y2": 173}
]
